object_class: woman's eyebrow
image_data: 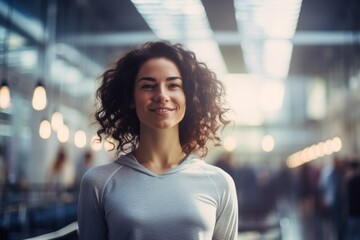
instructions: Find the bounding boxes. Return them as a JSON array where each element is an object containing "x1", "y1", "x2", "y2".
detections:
[
  {"x1": 137, "y1": 76, "x2": 182, "y2": 82},
  {"x1": 138, "y1": 77, "x2": 156, "y2": 82},
  {"x1": 166, "y1": 76, "x2": 182, "y2": 81}
]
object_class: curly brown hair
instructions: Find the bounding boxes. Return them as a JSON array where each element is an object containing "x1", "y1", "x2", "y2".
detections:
[{"x1": 95, "y1": 41, "x2": 230, "y2": 157}]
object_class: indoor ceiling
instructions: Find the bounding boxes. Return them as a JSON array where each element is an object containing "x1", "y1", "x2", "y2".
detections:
[
  {"x1": 2, "y1": 0, "x2": 359, "y2": 74},
  {"x1": 58, "y1": 0, "x2": 360, "y2": 77},
  {"x1": 62, "y1": 0, "x2": 360, "y2": 75}
]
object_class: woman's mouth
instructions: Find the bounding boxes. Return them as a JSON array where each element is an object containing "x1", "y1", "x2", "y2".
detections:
[{"x1": 150, "y1": 108, "x2": 174, "y2": 113}]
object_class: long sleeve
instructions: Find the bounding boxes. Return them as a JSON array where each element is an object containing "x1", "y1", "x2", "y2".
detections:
[
  {"x1": 212, "y1": 172, "x2": 238, "y2": 240},
  {"x1": 77, "y1": 168, "x2": 108, "y2": 240}
]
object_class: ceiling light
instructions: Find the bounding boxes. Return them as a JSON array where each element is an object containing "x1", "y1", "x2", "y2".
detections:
[
  {"x1": 104, "y1": 138, "x2": 115, "y2": 152},
  {"x1": 39, "y1": 119, "x2": 51, "y2": 139},
  {"x1": 74, "y1": 130, "x2": 87, "y2": 148},
  {"x1": 263, "y1": 39, "x2": 293, "y2": 78},
  {"x1": 51, "y1": 111, "x2": 64, "y2": 131},
  {"x1": 261, "y1": 134, "x2": 275, "y2": 152},
  {"x1": 91, "y1": 135, "x2": 102, "y2": 151},
  {"x1": 57, "y1": 124, "x2": 69, "y2": 143},
  {"x1": 0, "y1": 2, "x2": 12, "y2": 110},
  {"x1": 223, "y1": 136, "x2": 237, "y2": 152},
  {"x1": 32, "y1": 80, "x2": 47, "y2": 111},
  {"x1": 0, "y1": 80, "x2": 11, "y2": 109}
]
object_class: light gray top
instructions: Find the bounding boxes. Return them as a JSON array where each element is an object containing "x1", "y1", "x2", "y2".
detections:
[{"x1": 78, "y1": 154, "x2": 238, "y2": 240}]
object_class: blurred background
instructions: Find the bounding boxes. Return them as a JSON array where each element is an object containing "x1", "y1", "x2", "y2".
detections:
[{"x1": 0, "y1": 0, "x2": 359, "y2": 239}]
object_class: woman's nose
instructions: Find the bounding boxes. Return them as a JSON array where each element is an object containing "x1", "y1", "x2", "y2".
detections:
[{"x1": 153, "y1": 87, "x2": 169, "y2": 103}]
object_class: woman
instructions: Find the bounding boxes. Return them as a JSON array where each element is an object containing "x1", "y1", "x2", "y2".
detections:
[{"x1": 78, "y1": 41, "x2": 238, "y2": 240}]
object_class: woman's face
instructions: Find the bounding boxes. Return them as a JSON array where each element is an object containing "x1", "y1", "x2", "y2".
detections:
[{"x1": 133, "y1": 57, "x2": 186, "y2": 131}]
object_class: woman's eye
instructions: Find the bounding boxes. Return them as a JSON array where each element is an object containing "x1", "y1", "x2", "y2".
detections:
[
  {"x1": 141, "y1": 84, "x2": 155, "y2": 90},
  {"x1": 169, "y1": 84, "x2": 181, "y2": 89}
]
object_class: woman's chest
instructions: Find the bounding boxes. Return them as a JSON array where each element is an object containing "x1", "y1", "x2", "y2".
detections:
[{"x1": 103, "y1": 176, "x2": 218, "y2": 235}]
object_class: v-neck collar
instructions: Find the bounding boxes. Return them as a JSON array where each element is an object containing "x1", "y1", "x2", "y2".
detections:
[{"x1": 115, "y1": 153, "x2": 199, "y2": 177}]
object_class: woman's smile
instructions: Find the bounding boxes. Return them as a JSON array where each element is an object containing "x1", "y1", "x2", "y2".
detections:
[{"x1": 150, "y1": 107, "x2": 174, "y2": 112}]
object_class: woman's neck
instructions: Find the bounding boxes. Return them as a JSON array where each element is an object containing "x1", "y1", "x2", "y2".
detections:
[{"x1": 133, "y1": 126, "x2": 186, "y2": 173}]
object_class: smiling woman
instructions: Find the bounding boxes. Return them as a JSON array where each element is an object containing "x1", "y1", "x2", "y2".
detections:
[
  {"x1": 78, "y1": 41, "x2": 238, "y2": 240},
  {"x1": 94, "y1": 41, "x2": 230, "y2": 156}
]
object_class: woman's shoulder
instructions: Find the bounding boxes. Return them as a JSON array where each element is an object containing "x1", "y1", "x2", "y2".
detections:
[
  {"x1": 81, "y1": 160, "x2": 122, "y2": 186},
  {"x1": 194, "y1": 158, "x2": 235, "y2": 186}
]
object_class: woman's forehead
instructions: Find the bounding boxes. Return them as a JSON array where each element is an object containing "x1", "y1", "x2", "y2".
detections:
[{"x1": 137, "y1": 58, "x2": 181, "y2": 77}]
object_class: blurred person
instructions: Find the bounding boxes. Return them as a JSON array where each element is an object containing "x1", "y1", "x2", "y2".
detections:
[
  {"x1": 0, "y1": 146, "x2": 7, "y2": 202},
  {"x1": 45, "y1": 147, "x2": 74, "y2": 197},
  {"x1": 78, "y1": 41, "x2": 238, "y2": 240},
  {"x1": 298, "y1": 163, "x2": 321, "y2": 240},
  {"x1": 298, "y1": 163, "x2": 320, "y2": 213},
  {"x1": 318, "y1": 156, "x2": 347, "y2": 240},
  {"x1": 275, "y1": 163, "x2": 294, "y2": 201},
  {"x1": 253, "y1": 167, "x2": 278, "y2": 219},
  {"x1": 73, "y1": 149, "x2": 95, "y2": 191},
  {"x1": 214, "y1": 151, "x2": 236, "y2": 178},
  {"x1": 235, "y1": 162, "x2": 258, "y2": 219},
  {"x1": 345, "y1": 159, "x2": 360, "y2": 240}
]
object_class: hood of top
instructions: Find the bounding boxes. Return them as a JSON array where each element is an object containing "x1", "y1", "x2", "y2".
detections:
[{"x1": 114, "y1": 153, "x2": 202, "y2": 177}]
